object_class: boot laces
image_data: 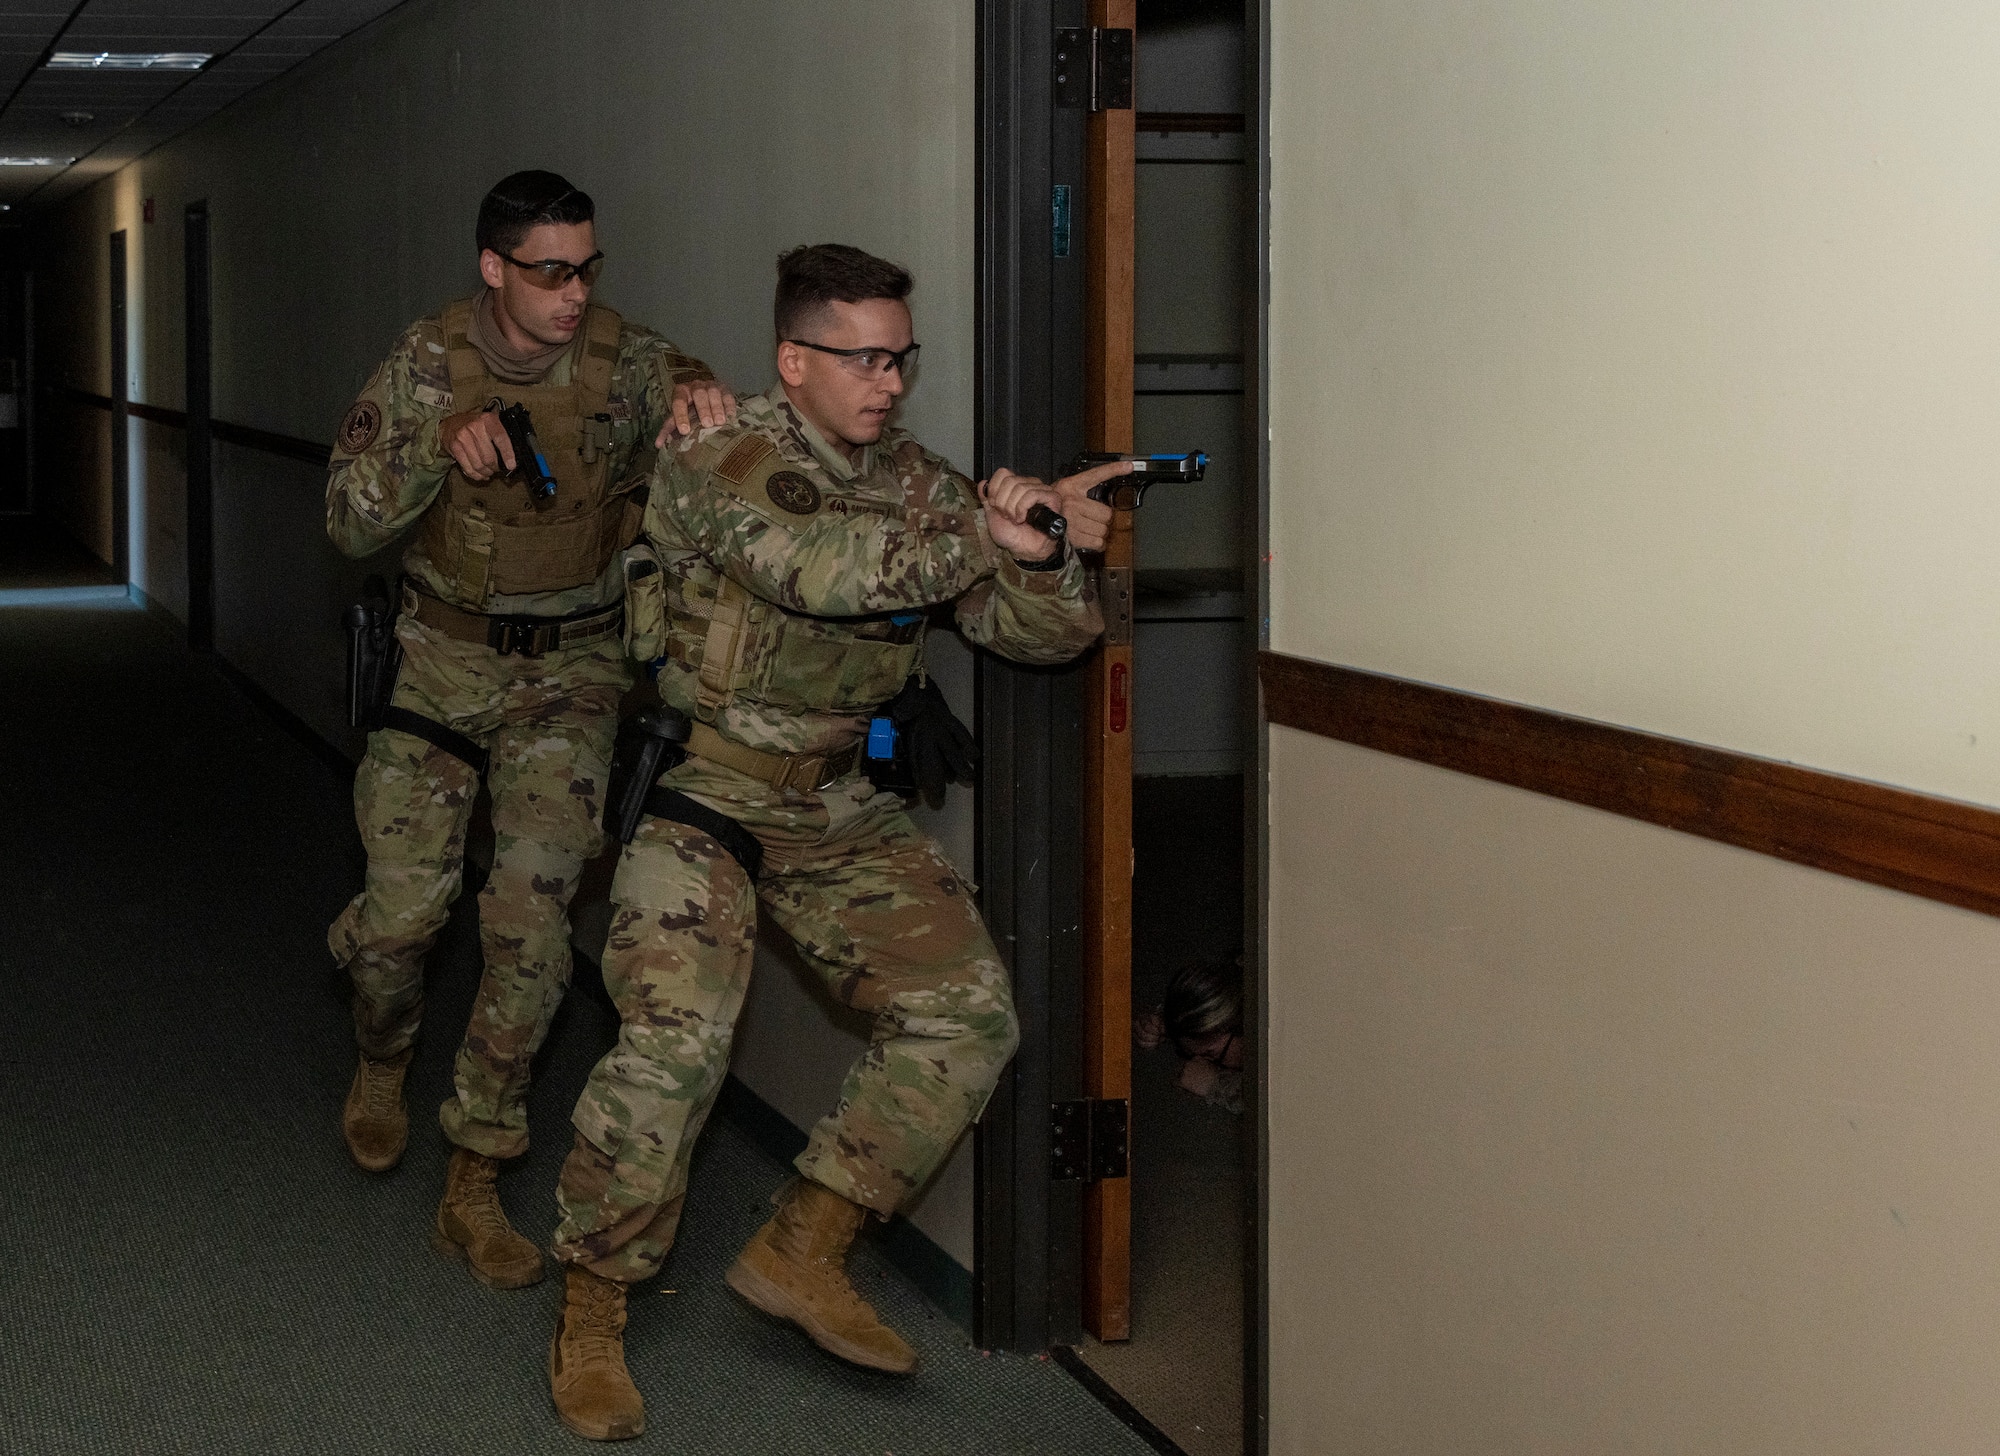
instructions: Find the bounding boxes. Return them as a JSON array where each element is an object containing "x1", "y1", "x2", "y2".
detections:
[
  {"x1": 360, "y1": 1058, "x2": 403, "y2": 1118},
  {"x1": 810, "y1": 1254, "x2": 877, "y2": 1324},
  {"x1": 453, "y1": 1161, "x2": 512, "y2": 1238},
  {"x1": 567, "y1": 1281, "x2": 629, "y2": 1364}
]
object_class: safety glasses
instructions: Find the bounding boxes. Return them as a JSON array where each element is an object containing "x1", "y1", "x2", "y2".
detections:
[
  {"x1": 786, "y1": 339, "x2": 921, "y2": 379},
  {"x1": 501, "y1": 249, "x2": 605, "y2": 290}
]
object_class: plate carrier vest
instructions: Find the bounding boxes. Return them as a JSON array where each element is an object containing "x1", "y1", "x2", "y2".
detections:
[
  {"x1": 419, "y1": 299, "x2": 650, "y2": 606},
  {"x1": 657, "y1": 431, "x2": 928, "y2": 725}
]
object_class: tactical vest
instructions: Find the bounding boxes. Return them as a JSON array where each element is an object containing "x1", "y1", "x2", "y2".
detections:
[
  {"x1": 419, "y1": 299, "x2": 650, "y2": 605},
  {"x1": 650, "y1": 431, "x2": 927, "y2": 724}
]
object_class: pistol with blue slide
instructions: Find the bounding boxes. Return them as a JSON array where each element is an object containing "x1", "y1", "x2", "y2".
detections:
[
  {"x1": 494, "y1": 401, "x2": 558, "y2": 508},
  {"x1": 1024, "y1": 451, "x2": 1207, "y2": 543}
]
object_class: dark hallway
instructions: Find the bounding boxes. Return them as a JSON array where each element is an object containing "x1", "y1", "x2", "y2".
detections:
[
  {"x1": 0, "y1": 520, "x2": 120, "y2": 592},
  {"x1": 0, "y1": 597, "x2": 1157, "y2": 1454}
]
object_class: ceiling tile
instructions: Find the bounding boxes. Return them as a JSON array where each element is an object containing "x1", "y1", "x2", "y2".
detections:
[{"x1": 0, "y1": 0, "x2": 418, "y2": 209}]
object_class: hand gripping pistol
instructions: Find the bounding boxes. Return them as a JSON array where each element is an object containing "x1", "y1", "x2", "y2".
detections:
[{"x1": 1023, "y1": 451, "x2": 1208, "y2": 543}]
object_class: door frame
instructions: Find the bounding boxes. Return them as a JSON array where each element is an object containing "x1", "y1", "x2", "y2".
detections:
[
  {"x1": 975, "y1": 1, "x2": 1274, "y2": 1448},
  {"x1": 109, "y1": 229, "x2": 128, "y2": 583},
  {"x1": 973, "y1": 0, "x2": 1094, "y2": 1354},
  {"x1": 185, "y1": 200, "x2": 214, "y2": 652},
  {"x1": 1245, "y1": 0, "x2": 1273, "y2": 1451}
]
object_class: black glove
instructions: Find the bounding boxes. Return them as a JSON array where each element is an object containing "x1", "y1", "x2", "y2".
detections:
[{"x1": 886, "y1": 675, "x2": 978, "y2": 806}]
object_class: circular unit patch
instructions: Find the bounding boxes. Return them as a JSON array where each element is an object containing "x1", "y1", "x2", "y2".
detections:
[
  {"x1": 764, "y1": 469, "x2": 822, "y2": 515},
  {"x1": 337, "y1": 399, "x2": 382, "y2": 454}
]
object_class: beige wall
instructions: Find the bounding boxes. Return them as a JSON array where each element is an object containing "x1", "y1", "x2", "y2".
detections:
[
  {"x1": 34, "y1": 0, "x2": 980, "y2": 1272},
  {"x1": 1265, "y1": 2, "x2": 2000, "y2": 1449},
  {"x1": 1271, "y1": 729, "x2": 2000, "y2": 1454},
  {"x1": 1269, "y1": 1, "x2": 2000, "y2": 809}
]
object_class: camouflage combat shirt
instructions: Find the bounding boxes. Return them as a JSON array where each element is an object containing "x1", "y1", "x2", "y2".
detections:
[
  {"x1": 647, "y1": 383, "x2": 1104, "y2": 755},
  {"x1": 325, "y1": 304, "x2": 714, "y2": 614}
]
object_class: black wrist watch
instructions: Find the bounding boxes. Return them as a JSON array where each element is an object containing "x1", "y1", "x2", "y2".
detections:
[{"x1": 1015, "y1": 544, "x2": 1067, "y2": 572}]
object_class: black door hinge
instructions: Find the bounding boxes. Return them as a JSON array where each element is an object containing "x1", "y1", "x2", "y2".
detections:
[
  {"x1": 1053, "y1": 27, "x2": 1134, "y2": 112},
  {"x1": 1051, "y1": 1098, "x2": 1130, "y2": 1182}
]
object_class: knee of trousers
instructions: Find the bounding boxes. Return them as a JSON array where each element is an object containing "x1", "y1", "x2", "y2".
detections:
[
  {"x1": 889, "y1": 960, "x2": 1021, "y2": 1068},
  {"x1": 478, "y1": 836, "x2": 588, "y2": 965},
  {"x1": 338, "y1": 740, "x2": 477, "y2": 965},
  {"x1": 329, "y1": 892, "x2": 442, "y2": 987}
]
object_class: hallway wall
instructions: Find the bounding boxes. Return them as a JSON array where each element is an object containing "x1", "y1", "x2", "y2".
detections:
[
  {"x1": 1266, "y1": 1, "x2": 2000, "y2": 1450},
  {"x1": 30, "y1": 0, "x2": 979, "y2": 1274}
]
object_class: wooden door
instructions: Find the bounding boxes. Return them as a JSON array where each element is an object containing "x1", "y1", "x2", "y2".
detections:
[{"x1": 1080, "y1": 0, "x2": 1137, "y2": 1343}]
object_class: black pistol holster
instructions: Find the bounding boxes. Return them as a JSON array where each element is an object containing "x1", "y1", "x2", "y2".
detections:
[
  {"x1": 344, "y1": 575, "x2": 401, "y2": 732},
  {"x1": 604, "y1": 705, "x2": 763, "y2": 880},
  {"x1": 342, "y1": 574, "x2": 490, "y2": 777}
]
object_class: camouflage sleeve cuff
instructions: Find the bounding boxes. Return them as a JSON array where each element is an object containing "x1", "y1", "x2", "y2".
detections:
[
  {"x1": 995, "y1": 548, "x2": 1076, "y2": 595},
  {"x1": 411, "y1": 414, "x2": 451, "y2": 476}
]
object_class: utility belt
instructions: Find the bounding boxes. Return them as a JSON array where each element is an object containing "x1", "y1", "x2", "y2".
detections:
[
  {"x1": 597, "y1": 675, "x2": 982, "y2": 883},
  {"x1": 343, "y1": 575, "x2": 619, "y2": 780},
  {"x1": 400, "y1": 582, "x2": 624, "y2": 658},
  {"x1": 683, "y1": 721, "x2": 860, "y2": 794}
]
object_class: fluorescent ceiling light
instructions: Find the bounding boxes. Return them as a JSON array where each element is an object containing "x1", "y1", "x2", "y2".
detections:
[
  {"x1": 47, "y1": 52, "x2": 210, "y2": 71},
  {"x1": 0, "y1": 157, "x2": 72, "y2": 166}
]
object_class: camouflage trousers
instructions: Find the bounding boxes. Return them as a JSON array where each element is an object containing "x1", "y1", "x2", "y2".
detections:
[
  {"x1": 327, "y1": 615, "x2": 629, "y2": 1159},
  {"x1": 550, "y1": 759, "x2": 1019, "y2": 1282}
]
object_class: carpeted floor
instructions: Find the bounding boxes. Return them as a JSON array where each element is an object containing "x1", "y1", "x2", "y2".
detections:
[
  {"x1": 0, "y1": 597, "x2": 1161, "y2": 1455},
  {"x1": 1077, "y1": 774, "x2": 1248, "y2": 1456},
  {"x1": 0, "y1": 519, "x2": 120, "y2": 589}
]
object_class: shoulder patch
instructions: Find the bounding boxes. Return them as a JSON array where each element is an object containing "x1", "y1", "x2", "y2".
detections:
[
  {"x1": 338, "y1": 399, "x2": 382, "y2": 454},
  {"x1": 714, "y1": 432, "x2": 776, "y2": 485},
  {"x1": 765, "y1": 470, "x2": 822, "y2": 515}
]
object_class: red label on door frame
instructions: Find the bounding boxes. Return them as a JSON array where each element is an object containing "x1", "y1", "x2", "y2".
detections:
[{"x1": 1109, "y1": 660, "x2": 1129, "y2": 733}]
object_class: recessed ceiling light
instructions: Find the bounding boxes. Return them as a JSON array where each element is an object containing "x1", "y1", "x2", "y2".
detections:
[
  {"x1": 60, "y1": 111, "x2": 95, "y2": 127},
  {"x1": 0, "y1": 157, "x2": 72, "y2": 167},
  {"x1": 46, "y1": 52, "x2": 211, "y2": 71}
]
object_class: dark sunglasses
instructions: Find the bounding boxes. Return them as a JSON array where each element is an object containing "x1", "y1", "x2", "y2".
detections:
[
  {"x1": 786, "y1": 339, "x2": 921, "y2": 379},
  {"x1": 501, "y1": 250, "x2": 605, "y2": 290}
]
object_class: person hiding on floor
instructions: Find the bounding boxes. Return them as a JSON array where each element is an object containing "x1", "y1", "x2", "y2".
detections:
[{"x1": 1136, "y1": 954, "x2": 1245, "y2": 1114}]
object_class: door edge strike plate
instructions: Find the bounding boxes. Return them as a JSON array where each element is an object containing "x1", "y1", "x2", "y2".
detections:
[
  {"x1": 1054, "y1": 27, "x2": 1134, "y2": 112},
  {"x1": 1100, "y1": 565, "x2": 1134, "y2": 647}
]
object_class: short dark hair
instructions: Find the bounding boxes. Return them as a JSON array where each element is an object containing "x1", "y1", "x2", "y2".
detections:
[
  {"x1": 476, "y1": 171, "x2": 594, "y2": 258},
  {"x1": 774, "y1": 243, "x2": 913, "y2": 340},
  {"x1": 1163, "y1": 955, "x2": 1244, "y2": 1046}
]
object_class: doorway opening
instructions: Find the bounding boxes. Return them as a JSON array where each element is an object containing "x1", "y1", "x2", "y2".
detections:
[{"x1": 1072, "y1": 2, "x2": 1253, "y2": 1454}]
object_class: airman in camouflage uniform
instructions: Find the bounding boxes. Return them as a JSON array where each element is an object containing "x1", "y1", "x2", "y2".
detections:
[
  {"x1": 324, "y1": 171, "x2": 729, "y2": 1294},
  {"x1": 542, "y1": 243, "x2": 1122, "y2": 1442}
]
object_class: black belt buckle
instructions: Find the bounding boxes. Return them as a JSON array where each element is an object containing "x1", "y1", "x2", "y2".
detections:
[{"x1": 490, "y1": 618, "x2": 556, "y2": 657}]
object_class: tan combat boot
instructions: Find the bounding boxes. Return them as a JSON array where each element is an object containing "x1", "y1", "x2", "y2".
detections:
[
  {"x1": 548, "y1": 1267, "x2": 645, "y2": 1441},
  {"x1": 724, "y1": 1178, "x2": 918, "y2": 1375},
  {"x1": 341, "y1": 1048, "x2": 411, "y2": 1172},
  {"x1": 431, "y1": 1146, "x2": 545, "y2": 1289}
]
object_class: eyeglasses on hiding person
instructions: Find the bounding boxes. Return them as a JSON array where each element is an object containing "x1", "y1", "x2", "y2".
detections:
[
  {"x1": 785, "y1": 339, "x2": 921, "y2": 379},
  {"x1": 500, "y1": 250, "x2": 605, "y2": 290}
]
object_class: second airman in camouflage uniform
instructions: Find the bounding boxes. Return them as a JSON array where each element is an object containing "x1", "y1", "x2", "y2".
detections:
[
  {"x1": 324, "y1": 171, "x2": 729, "y2": 1293},
  {"x1": 542, "y1": 243, "x2": 1122, "y2": 1443}
]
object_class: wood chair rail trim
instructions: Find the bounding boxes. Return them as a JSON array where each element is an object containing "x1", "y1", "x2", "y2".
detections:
[
  {"x1": 52, "y1": 383, "x2": 330, "y2": 464},
  {"x1": 1260, "y1": 649, "x2": 2000, "y2": 919}
]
